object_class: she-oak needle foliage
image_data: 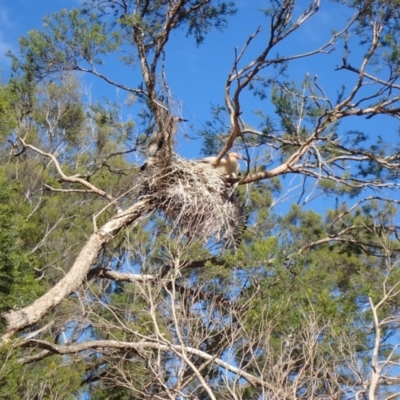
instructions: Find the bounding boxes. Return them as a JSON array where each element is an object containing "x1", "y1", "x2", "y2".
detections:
[{"x1": 1, "y1": 0, "x2": 400, "y2": 399}]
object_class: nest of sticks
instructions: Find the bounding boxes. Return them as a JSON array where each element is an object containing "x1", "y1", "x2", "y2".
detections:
[{"x1": 137, "y1": 156, "x2": 237, "y2": 244}]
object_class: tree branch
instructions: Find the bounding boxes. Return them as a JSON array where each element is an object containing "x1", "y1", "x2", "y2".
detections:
[
  {"x1": 23, "y1": 338, "x2": 270, "y2": 388},
  {"x1": 1, "y1": 197, "x2": 152, "y2": 340}
]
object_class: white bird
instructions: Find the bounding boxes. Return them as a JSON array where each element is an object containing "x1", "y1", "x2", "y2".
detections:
[{"x1": 195, "y1": 152, "x2": 247, "y2": 178}]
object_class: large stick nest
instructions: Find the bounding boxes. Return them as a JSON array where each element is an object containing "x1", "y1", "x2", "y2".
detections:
[{"x1": 137, "y1": 156, "x2": 238, "y2": 244}]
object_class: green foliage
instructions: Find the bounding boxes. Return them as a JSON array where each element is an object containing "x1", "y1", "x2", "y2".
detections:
[
  {"x1": 0, "y1": 167, "x2": 43, "y2": 324},
  {"x1": 0, "y1": 84, "x2": 17, "y2": 138},
  {"x1": 0, "y1": 345, "x2": 85, "y2": 400},
  {"x1": 33, "y1": 79, "x2": 86, "y2": 147},
  {"x1": 85, "y1": 0, "x2": 236, "y2": 46},
  {"x1": 16, "y1": 9, "x2": 121, "y2": 78},
  {"x1": 3, "y1": 0, "x2": 400, "y2": 398},
  {"x1": 186, "y1": 1, "x2": 237, "y2": 44}
]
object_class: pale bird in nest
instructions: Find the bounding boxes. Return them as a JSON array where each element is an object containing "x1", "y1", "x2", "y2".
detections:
[{"x1": 195, "y1": 152, "x2": 247, "y2": 178}]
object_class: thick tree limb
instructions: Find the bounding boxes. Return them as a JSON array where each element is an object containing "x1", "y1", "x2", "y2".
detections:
[{"x1": 1, "y1": 198, "x2": 152, "y2": 340}]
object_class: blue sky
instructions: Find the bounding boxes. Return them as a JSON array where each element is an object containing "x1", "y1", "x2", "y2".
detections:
[{"x1": 0, "y1": 1, "x2": 81, "y2": 59}]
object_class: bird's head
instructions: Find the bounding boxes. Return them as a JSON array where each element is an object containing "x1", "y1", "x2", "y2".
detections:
[{"x1": 228, "y1": 152, "x2": 247, "y2": 161}]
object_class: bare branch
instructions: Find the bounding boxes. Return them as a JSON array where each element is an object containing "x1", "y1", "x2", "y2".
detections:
[
  {"x1": 20, "y1": 139, "x2": 117, "y2": 205},
  {"x1": 23, "y1": 338, "x2": 270, "y2": 388}
]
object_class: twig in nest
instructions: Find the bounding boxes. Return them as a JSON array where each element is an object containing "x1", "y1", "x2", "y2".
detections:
[{"x1": 136, "y1": 156, "x2": 240, "y2": 244}]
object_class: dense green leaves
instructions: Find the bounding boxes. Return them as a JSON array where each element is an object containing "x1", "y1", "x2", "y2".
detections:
[
  {"x1": 0, "y1": 84, "x2": 17, "y2": 138},
  {"x1": 0, "y1": 167, "x2": 43, "y2": 322}
]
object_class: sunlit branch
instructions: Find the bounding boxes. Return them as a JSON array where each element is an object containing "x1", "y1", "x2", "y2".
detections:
[
  {"x1": 42, "y1": 184, "x2": 103, "y2": 195},
  {"x1": 87, "y1": 267, "x2": 155, "y2": 283},
  {"x1": 292, "y1": 168, "x2": 398, "y2": 189},
  {"x1": 216, "y1": 0, "x2": 356, "y2": 168},
  {"x1": 336, "y1": 21, "x2": 383, "y2": 110},
  {"x1": 20, "y1": 139, "x2": 117, "y2": 205},
  {"x1": 337, "y1": 61, "x2": 400, "y2": 91},
  {"x1": 1, "y1": 197, "x2": 152, "y2": 340},
  {"x1": 23, "y1": 338, "x2": 270, "y2": 388}
]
